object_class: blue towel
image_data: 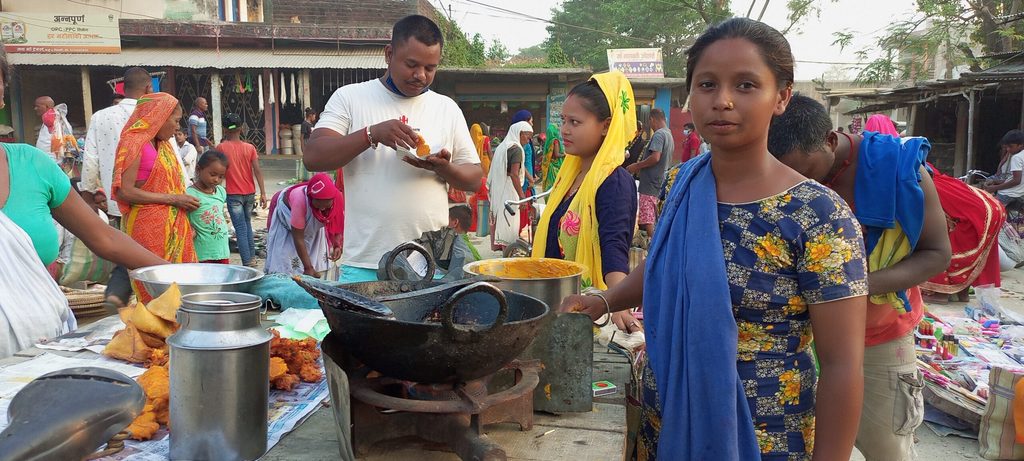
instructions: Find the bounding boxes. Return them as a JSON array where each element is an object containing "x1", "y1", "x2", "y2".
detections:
[
  {"x1": 249, "y1": 273, "x2": 341, "y2": 310},
  {"x1": 853, "y1": 132, "x2": 929, "y2": 311},
  {"x1": 854, "y1": 132, "x2": 929, "y2": 252},
  {"x1": 643, "y1": 153, "x2": 759, "y2": 459}
]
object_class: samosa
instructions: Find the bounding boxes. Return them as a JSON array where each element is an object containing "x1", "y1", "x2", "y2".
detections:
[{"x1": 146, "y1": 283, "x2": 181, "y2": 322}]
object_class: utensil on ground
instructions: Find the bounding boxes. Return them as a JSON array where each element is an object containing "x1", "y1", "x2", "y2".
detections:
[{"x1": 0, "y1": 367, "x2": 145, "y2": 461}]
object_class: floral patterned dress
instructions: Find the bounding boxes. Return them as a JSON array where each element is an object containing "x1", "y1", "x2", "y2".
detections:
[{"x1": 635, "y1": 181, "x2": 868, "y2": 461}]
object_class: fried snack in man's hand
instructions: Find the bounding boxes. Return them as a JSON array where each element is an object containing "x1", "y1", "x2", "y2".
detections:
[{"x1": 415, "y1": 134, "x2": 431, "y2": 157}]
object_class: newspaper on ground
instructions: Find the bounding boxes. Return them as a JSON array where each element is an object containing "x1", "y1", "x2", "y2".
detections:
[
  {"x1": 97, "y1": 378, "x2": 330, "y2": 460},
  {"x1": 34, "y1": 316, "x2": 124, "y2": 353},
  {"x1": 2, "y1": 328, "x2": 331, "y2": 460}
]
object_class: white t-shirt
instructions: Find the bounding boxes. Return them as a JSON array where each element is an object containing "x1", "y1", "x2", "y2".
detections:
[
  {"x1": 36, "y1": 124, "x2": 54, "y2": 161},
  {"x1": 1002, "y1": 150, "x2": 1024, "y2": 198},
  {"x1": 315, "y1": 79, "x2": 479, "y2": 268}
]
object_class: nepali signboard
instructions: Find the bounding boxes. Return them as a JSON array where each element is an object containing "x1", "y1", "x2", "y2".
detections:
[
  {"x1": 0, "y1": 12, "x2": 120, "y2": 54},
  {"x1": 607, "y1": 48, "x2": 664, "y2": 79}
]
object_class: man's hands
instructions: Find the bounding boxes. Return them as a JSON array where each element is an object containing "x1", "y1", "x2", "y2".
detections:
[
  {"x1": 403, "y1": 149, "x2": 453, "y2": 173},
  {"x1": 371, "y1": 120, "x2": 419, "y2": 150},
  {"x1": 259, "y1": 193, "x2": 268, "y2": 209},
  {"x1": 626, "y1": 163, "x2": 641, "y2": 175}
]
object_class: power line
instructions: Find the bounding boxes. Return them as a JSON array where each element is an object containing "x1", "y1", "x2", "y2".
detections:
[{"x1": 454, "y1": 0, "x2": 653, "y2": 45}]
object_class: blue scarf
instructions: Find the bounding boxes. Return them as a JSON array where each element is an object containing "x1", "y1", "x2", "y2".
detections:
[
  {"x1": 853, "y1": 132, "x2": 929, "y2": 310},
  {"x1": 523, "y1": 142, "x2": 535, "y2": 190},
  {"x1": 384, "y1": 73, "x2": 429, "y2": 97},
  {"x1": 644, "y1": 154, "x2": 759, "y2": 459}
]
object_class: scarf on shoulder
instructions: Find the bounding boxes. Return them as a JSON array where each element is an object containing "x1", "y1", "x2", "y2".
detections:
[
  {"x1": 854, "y1": 131, "x2": 929, "y2": 312},
  {"x1": 531, "y1": 71, "x2": 636, "y2": 290},
  {"x1": 643, "y1": 153, "x2": 760, "y2": 459}
]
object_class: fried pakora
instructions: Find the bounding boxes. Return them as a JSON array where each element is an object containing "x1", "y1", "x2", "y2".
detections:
[
  {"x1": 271, "y1": 373, "x2": 300, "y2": 391},
  {"x1": 269, "y1": 356, "x2": 289, "y2": 381},
  {"x1": 127, "y1": 404, "x2": 160, "y2": 441},
  {"x1": 269, "y1": 330, "x2": 323, "y2": 384}
]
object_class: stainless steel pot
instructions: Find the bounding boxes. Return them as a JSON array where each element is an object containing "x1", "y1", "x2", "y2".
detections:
[
  {"x1": 168, "y1": 292, "x2": 272, "y2": 461},
  {"x1": 463, "y1": 258, "x2": 584, "y2": 312}
]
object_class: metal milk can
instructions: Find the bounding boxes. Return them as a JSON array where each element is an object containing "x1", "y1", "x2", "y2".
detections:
[{"x1": 168, "y1": 292, "x2": 272, "y2": 461}]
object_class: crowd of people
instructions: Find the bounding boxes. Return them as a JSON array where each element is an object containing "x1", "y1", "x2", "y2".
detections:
[{"x1": 3, "y1": 11, "x2": 1023, "y2": 461}]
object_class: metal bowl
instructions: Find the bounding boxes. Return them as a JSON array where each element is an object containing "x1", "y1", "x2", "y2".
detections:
[{"x1": 129, "y1": 263, "x2": 263, "y2": 298}]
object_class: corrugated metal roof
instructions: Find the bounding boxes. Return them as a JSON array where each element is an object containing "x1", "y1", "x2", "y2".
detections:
[{"x1": 9, "y1": 47, "x2": 386, "y2": 69}]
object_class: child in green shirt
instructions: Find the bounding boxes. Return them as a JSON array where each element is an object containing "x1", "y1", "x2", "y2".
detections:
[{"x1": 186, "y1": 150, "x2": 231, "y2": 263}]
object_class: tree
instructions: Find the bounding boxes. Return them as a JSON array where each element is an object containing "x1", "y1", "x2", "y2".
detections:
[
  {"x1": 470, "y1": 33, "x2": 487, "y2": 65},
  {"x1": 516, "y1": 44, "x2": 548, "y2": 62},
  {"x1": 547, "y1": 40, "x2": 571, "y2": 67},
  {"x1": 834, "y1": 1, "x2": 1024, "y2": 84},
  {"x1": 486, "y1": 40, "x2": 511, "y2": 64},
  {"x1": 545, "y1": 0, "x2": 831, "y2": 77},
  {"x1": 432, "y1": 12, "x2": 485, "y2": 67}
]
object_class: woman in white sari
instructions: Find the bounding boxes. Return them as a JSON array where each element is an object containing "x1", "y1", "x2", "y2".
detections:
[{"x1": 487, "y1": 121, "x2": 533, "y2": 250}]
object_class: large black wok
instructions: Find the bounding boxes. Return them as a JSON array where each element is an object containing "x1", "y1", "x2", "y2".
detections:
[{"x1": 298, "y1": 278, "x2": 550, "y2": 384}]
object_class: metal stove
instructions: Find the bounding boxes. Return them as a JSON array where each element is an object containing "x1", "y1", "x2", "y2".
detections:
[{"x1": 322, "y1": 333, "x2": 540, "y2": 461}]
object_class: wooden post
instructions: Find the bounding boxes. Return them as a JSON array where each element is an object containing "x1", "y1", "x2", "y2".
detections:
[
  {"x1": 908, "y1": 104, "x2": 918, "y2": 137},
  {"x1": 263, "y1": 69, "x2": 275, "y2": 155},
  {"x1": 1019, "y1": 82, "x2": 1024, "y2": 130},
  {"x1": 211, "y1": 71, "x2": 223, "y2": 145},
  {"x1": 954, "y1": 99, "x2": 968, "y2": 177},
  {"x1": 80, "y1": 66, "x2": 93, "y2": 129}
]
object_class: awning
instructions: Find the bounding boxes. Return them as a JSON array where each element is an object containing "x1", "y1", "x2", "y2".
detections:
[{"x1": 8, "y1": 47, "x2": 386, "y2": 69}]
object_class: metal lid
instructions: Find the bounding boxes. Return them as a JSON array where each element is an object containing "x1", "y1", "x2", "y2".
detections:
[
  {"x1": 169, "y1": 292, "x2": 272, "y2": 350},
  {"x1": 167, "y1": 328, "x2": 273, "y2": 350},
  {"x1": 180, "y1": 292, "x2": 262, "y2": 313}
]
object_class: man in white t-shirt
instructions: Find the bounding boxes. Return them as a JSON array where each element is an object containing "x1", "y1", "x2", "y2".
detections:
[
  {"x1": 304, "y1": 14, "x2": 481, "y2": 283},
  {"x1": 986, "y1": 129, "x2": 1024, "y2": 204}
]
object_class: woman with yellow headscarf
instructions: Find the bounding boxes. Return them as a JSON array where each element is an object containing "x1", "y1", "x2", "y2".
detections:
[
  {"x1": 471, "y1": 123, "x2": 491, "y2": 174},
  {"x1": 112, "y1": 92, "x2": 198, "y2": 302},
  {"x1": 533, "y1": 71, "x2": 638, "y2": 299}
]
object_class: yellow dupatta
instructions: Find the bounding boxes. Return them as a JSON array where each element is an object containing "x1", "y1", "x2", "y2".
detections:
[
  {"x1": 531, "y1": 71, "x2": 636, "y2": 290},
  {"x1": 471, "y1": 123, "x2": 491, "y2": 175}
]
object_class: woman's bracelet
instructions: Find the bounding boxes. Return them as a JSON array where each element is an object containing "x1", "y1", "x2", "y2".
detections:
[{"x1": 587, "y1": 292, "x2": 612, "y2": 327}]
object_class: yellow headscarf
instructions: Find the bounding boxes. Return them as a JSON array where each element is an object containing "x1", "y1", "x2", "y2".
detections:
[
  {"x1": 531, "y1": 71, "x2": 637, "y2": 290},
  {"x1": 471, "y1": 123, "x2": 491, "y2": 175}
]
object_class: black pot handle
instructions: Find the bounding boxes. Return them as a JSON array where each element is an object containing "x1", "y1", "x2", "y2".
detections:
[
  {"x1": 441, "y1": 282, "x2": 508, "y2": 343},
  {"x1": 384, "y1": 241, "x2": 436, "y2": 282}
]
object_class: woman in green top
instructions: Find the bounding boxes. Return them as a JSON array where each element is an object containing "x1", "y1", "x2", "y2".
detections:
[
  {"x1": 186, "y1": 150, "x2": 232, "y2": 263},
  {"x1": 541, "y1": 123, "x2": 563, "y2": 191},
  {"x1": 0, "y1": 47, "x2": 164, "y2": 357}
]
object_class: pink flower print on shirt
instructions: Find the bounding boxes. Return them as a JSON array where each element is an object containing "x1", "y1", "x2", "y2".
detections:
[{"x1": 560, "y1": 210, "x2": 581, "y2": 237}]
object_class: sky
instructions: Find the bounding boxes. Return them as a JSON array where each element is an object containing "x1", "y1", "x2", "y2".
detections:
[{"x1": 429, "y1": 0, "x2": 921, "y2": 81}]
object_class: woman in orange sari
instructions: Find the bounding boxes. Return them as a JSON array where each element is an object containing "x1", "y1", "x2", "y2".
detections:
[{"x1": 112, "y1": 92, "x2": 198, "y2": 301}]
